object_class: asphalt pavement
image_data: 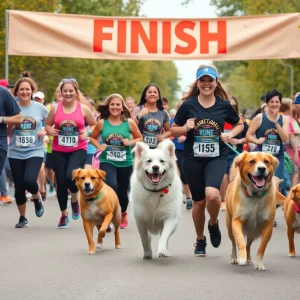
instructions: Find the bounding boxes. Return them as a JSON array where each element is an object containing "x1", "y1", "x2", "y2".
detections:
[{"x1": 0, "y1": 194, "x2": 299, "y2": 300}]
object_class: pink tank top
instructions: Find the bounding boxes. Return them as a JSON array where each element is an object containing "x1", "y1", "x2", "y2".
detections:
[{"x1": 52, "y1": 101, "x2": 87, "y2": 152}]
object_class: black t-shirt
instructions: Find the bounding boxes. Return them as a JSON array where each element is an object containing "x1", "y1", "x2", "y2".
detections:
[
  {"x1": 0, "y1": 87, "x2": 21, "y2": 151},
  {"x1": 174, "y1": 96, "x2": 240, "y2": 159}
]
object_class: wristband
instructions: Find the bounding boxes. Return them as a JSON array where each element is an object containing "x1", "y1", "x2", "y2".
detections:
[
  {"x1": 87, "y1": 130, "x2": 92, "y2": 136},
  {"x1": 1, "y1": 117, "x2": 5, "y2": 124},
  {"x1": 136, "y1": 114, "x2": 140, "y2": 121}
]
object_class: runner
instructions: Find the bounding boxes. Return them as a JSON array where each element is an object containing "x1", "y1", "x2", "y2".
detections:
[
  {"x1": 45, "y1": 79, "x2": 96, "y2": 228},
  {"x1": 89, "y1": 94, "x2": 142, "y2": 228},
  {"x1": 8, "y1": 72, "x2": 48, "y2": 228},
  {"x1": 132, "y1": 84, "x2": 170, "y2": 148},
  {"x1": 171, "y1": 65, "x2": 243, "y2": 256}
]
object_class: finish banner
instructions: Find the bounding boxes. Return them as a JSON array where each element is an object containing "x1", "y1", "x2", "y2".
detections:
[{"x1": 7, "y1": 10, "x2": 300, "y2": 61}]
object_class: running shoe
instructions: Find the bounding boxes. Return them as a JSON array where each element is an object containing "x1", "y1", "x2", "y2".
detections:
[
  {"x1": 106, "y1": 224, "x2": 112, "y2": 232},
  {"x1": 33, "y1": 195, "x2": 44, "y2": 217},
  {"x1": 58, "y1": 214, "x2": 69, "y2": 229},
  {"x1": 194, "y1": 236, "x2": 207, "y2": 256},
  {"x1": 273, "y1": 219, "x2": 278, "y2": 227},
  {"x1": 0, "y1": 195, "x2": 12, "y2": 204},
  {"x1": 208, "y1": 220, "x2": 221, "y2": 248},
  {"x1": 120, "y1": 212, "x2": 128, "y2": 229},
  {"x1": 186, "y1": 198, "x2": 193, "y2": 210},
  {"x1": 71, "y1": 201, "x2": 80, "y2": 220},
  {"x1": 15, "y1": 216, "x2": 28, "y2": 228}
]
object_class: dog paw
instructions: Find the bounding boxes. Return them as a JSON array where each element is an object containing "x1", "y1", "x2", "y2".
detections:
[
  {"x1": 237, "y1": 257, "x2": 247, "y2": 266},
  {"x1": 96, "y1": 243, "x2": 102, "y2": 249},
  {"x1": 87, "y1": 249, "x2": 96, "y2": 255},
  {"x1": 157, "y1": 246, "x2": 169, "y2": 258},
  {"x1": 254, "y1": 261, "x2": 266, "y2": 271},
  {"x1": 247, "y1": 259, "x2": 253, "y2": 265},
  {"x1": 231, "y1": 258, "x2": 238, "y2": 264},
  {"x1": 288, "y1": 253, "x2": 296, "y2": 258},
  {"x1": 143, "y1": 255, "x2": 153, "y2": 260},
  {"x1": 115, "y1": 244, "x2": 121, "y2": 249}
]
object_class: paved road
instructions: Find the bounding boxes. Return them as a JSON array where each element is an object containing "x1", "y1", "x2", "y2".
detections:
[{"x1": 1, "y1": 196, "x2": 300, "y2": 300}]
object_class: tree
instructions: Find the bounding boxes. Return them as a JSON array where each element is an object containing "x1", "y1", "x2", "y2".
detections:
[{"x1": 0, "y1": 0, "x2": 180, "y2": 107}]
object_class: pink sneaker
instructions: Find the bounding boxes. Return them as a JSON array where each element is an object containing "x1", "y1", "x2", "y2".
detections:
[{"x1": 120, "y1": 212, "x2": 128, "y2": 229}]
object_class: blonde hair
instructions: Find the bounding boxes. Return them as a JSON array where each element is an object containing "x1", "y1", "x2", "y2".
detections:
[
  {"x1": 280, "y1": 97, "x2": 293, "y2": 113},
  {"x1": 182, "y1": 64, "x2": 230, "y2": 100},
  {"x1": 97, "y1": 93, "x2": 131, "y2": 121}
]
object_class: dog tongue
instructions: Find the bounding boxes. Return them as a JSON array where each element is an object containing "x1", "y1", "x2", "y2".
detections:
[
  {"x1": 253, "y1": 176, "x2": 265, "y2": 187},
  {"x1": 151, "y1": 173, "x2": 160, "y2": 183}
]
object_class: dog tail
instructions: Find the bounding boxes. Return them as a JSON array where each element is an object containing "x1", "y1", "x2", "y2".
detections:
[{"x1": 276, "y1": 190, "x2": 287, "y2": 208}]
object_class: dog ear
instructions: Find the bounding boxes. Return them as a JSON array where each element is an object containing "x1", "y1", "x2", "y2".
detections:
[
  {"x1": 96, "y1": 169, "x2": 106, "y2": 180},
  {"x1": 135, "y1": 142, "x2": 149, "y2": 160},
  {"x1": 72, "y1": 168, "x2": 82, "y2": 181},
  {"x1": 233, "y1": 151, "x2": 248, "y2": 168},
  {"x1": 157, "y1": 139, "x2": 176, "y2": 160},
  {"x1": 268, "y1": 154, "x2": 279, "y2": 169}
]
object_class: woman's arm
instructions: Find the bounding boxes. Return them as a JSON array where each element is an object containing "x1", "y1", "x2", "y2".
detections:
[
  {"x1": 45, "y1": 104, "x2": 58, "y2": 136},
  {"x1": 89, "y1": 119, "x2": 107, "y2": 151},
  {"x1": 83, "y1": 105, "x2": 97, "y2": 127},
  {"x1": 246, "y1": 114, "x2": 265, "y2": 144},
  {"x1": 157, "y1": 122, "x2": 171, "y2": 141},
  {"x1": 122, "y1": 119, "x2": 143, "y2": 146},
  {"x1": 274, "y1": 116, "x2": 289, "y2": 143}
]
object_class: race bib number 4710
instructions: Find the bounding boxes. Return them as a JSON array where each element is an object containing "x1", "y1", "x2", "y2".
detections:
[{"x1": 58, "y1": 132, "x2": 78, "y2": 147}]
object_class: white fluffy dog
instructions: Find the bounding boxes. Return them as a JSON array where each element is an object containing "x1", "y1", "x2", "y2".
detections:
[{"x1": 130, "y1": 139, "x2": 182, "y2": 259}]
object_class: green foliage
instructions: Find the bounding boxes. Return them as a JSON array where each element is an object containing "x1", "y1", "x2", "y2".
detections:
[
  {"x1": 0, "y1": 0, "x2": 180, "y2": 107},
  {"x1": 208, "y1": 0, "x2": 300, "y2": 110}
]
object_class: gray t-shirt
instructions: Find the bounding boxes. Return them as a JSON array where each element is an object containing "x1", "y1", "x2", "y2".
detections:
[
  {"x1": 8, "y1": 101, "x2": 48, "y2": 159},
  {"x1": 135, "y1": 106, "x2": 169, "y2": 148}
]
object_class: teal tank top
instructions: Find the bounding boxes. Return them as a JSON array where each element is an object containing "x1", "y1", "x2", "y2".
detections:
[{"x1": 100, "y1": 119, "x2": 133, "y2": 167}]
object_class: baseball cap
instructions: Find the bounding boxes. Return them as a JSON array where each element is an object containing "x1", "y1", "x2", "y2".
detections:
[
  {"x1": 196, "y1": 66, "x2": 218, "y2": 80},
  {"x1": 0, "y1": 79, "x2": 9, "y2": 87},
  {"x1": 294, "y1": 93, "x2": 300, "y2": 104},
  {"x1": 33, "y1": 91, "x2": 45, "y2": 100}
]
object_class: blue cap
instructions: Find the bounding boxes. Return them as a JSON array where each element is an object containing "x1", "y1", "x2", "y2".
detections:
[
  {"x1": 196, "y1": 66, "x2": 218, "y2": 80},
  {"x1": 294, "y1": 93, "x2": 300, "y2": 104}
]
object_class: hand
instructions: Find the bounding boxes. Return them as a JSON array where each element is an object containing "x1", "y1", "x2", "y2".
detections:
[
  {"x1": 257, "y1": 137, "x2": 266, "y2": 145},
  {"x1": 137, "y1": 107, "x2": 149, "y2": 119},
  {"x1": 47, "y1": 127, "x2": 59, "y2": 136},
  {"x1": 185, "y1": 118, "x2": 196, "y2": 132},
  {"x1": 177, "y1": 135, "x2": 186, "y2": 143},
  {"x1": 97, "y1": 144, "x2": 107, "y2": 152},
  {"x1": 220, "y1": 132, "x2": 233, "y2": 143},
  {"x1": 37, "y1": 129, "x2": 47, "y2": 139},
  {"x1": 122, "y1": 139, "x2": 131, "y2": 146},
  {"x1": 230, "y1": 138, "x2": 240, "y2": 145},
  {"x1": 157, "y1": 135, "x2": 164, "y2": 142},
  {"x1": 79, "y1": 129, "x2": 88, "y2": 140},
  {"x1": 269, "y1": 108, "x2": 280, "y2": 123}
]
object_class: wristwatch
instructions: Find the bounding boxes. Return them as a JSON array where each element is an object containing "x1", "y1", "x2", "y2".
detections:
[{"x1": 1, "y1": 117, "x2": 5, "y2": 124}]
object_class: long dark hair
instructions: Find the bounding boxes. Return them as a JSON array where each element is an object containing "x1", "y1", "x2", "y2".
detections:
[
  {"x1": 97, "y1": 93, "x2": 131, "y2": 121},
  {"x1": 137, "y1": 83, "x2": 164, "y2": 110}
]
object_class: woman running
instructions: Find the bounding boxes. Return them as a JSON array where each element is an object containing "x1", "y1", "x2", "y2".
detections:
[{"x1": 171, "y1": 65, "x2": 243, "y2": 256}]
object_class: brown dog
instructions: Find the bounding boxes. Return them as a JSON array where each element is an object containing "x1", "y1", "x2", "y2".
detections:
[
  {"x1": 284, "y1": 184, "x2": 300, "y2": 257},
  {"x1": 72, "y1": 168, "x2": 121, "y2": 254},
  {"x1": 226, "y1": 151, "x2": 279, "y2": 270}
]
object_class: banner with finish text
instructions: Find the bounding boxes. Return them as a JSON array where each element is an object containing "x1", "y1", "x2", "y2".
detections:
[{"x1": 7, "y1": 10, "x2": 300, "y2": 61}]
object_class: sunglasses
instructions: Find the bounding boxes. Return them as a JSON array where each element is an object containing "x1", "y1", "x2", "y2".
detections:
[{"x1": 61, "y1": 78, "x2": 77, "y2": 83}]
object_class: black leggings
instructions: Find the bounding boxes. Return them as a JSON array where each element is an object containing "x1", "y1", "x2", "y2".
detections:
[
  {"x1": 52, "y1": 150, "x2": 86, "y2": 211},
  {"x1": 9, "y1": 157, "x2": 43, "y2": 206},
  {"x1": 100, "y1": 162, "x2": 132, "y2": 213},
  {"x1": 175, "y1": 149, "x2": 187, "y2": 184}
]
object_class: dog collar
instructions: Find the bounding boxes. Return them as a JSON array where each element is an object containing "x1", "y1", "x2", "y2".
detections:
[
  {"x1": 86, "y1": 190, "x2": 103, "y2": 202},
  {"x1": 293, "y1": 202, "x2": 300, "y2": 214},
  {"x1": 142, "y1": 184, "x2": 171, "y2": 197},
  {"x1": 241, "y1": 183, "x2": 270, "y2": 198}
]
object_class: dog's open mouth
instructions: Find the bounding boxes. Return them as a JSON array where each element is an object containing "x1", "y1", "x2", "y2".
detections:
[
  {"x1": 146, "y1": 171, "x2": 166, "y2": 185},
  {"x1": 83, "y1": 187, "x2": 95, "y2": 194},
  {"x1": 248, "y1": 174, "x2": 268, "y2": 189}
]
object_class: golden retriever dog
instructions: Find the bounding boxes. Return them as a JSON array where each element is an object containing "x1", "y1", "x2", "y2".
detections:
[
  {"x1": 72, "y1": 168, "x2": 121, "y2": 254},
  {"x1": 284, "y1": 183, "x2": 300, "y2": 257},
  {"x1": 226, "y1": 151, "x2": 279, "y2": 270}
]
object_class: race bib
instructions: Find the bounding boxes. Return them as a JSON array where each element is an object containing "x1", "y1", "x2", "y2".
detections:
[
  {"x1": 16, "y1": 130, "x2": 35, "y2": 147},
  {"x1": 144, "y1": 135, "x2": 158, "y2": 148},
  {"x1": 193, "y1": 136, "x2": 219, "y2": 157},
  {"x1": 262, "y1": 140, "x2": 280, "y2": 155},
  {"x1": 106, "y1": 146, "x2": 126, "y2": 162},
  {"x1": 58, "y1": 131, "x2": 78, "y2": 147}
]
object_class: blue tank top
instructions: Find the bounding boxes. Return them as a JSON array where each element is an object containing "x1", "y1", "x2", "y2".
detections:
[{"x1": 255, "y1": 113, "x2": 284, "y2": 156}]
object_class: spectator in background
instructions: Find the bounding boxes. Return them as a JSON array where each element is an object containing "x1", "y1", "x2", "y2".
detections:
[
  {"x1": 162, "y1": 97, "x2": 169, "y2": 111},
  {"x1": 125, "y1": 96, "x2": 135, "y2": 113},
  {"x1": 33, "y1": 90, "x2": 45, "y2": 104}
]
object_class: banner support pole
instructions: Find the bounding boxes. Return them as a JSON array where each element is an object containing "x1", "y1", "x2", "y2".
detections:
[{"x1": 5, "y1": 10, "x2": 9, "y2": 81}]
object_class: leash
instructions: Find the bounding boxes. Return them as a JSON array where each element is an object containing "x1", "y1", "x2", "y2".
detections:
[{"x1": 225, "y1": 142, "x2": 241, "y2": 155}]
